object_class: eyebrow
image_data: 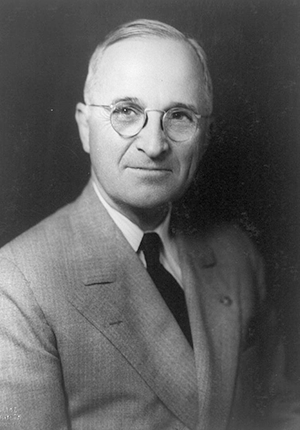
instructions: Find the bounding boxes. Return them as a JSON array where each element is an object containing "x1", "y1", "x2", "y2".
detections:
[
  {"x1": 111, "y1": 96, "x2": 142, "y2": 105},
  {"x1": 111, "y1": 97, "x2": 199, "y2": 113},
  {"x1": 167, "y1": 102, "x2": 199, "y2": 113}
]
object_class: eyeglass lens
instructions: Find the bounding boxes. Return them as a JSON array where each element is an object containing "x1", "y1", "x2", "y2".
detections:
[{"x1": 110, "y1": 103, "x2": 198, "y2": 141}]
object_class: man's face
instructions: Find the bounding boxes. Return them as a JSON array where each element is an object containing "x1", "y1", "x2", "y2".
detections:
[{"x1": 76, "y1": 37, "x2": 209, "y2": 223}]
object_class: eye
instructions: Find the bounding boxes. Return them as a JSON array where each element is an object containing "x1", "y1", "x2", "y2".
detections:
[
  {"x1": 113, "y1": 104, "x2": 141, "y2": 117},
  {"x1": 168, "y1": 108, "x2": 194, "y2": 122}
]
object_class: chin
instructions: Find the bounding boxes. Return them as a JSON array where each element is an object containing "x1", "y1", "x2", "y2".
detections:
[
  {"x1": 118, "y1": 184, "x2": 184, "y2": 209},
  {"x1": 131, "y1": 200, "x2": 168, "y2": 211},
  {"x1": 128, "y1": 194, "x2": 179, "y2": 211}
]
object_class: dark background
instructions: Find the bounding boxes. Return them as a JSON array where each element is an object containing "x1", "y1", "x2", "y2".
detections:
[{"x1": 0, "y1": 0, "x2": 299, "y2": 378}]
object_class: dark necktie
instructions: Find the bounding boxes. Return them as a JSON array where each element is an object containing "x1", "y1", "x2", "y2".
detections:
[{"x1": 140, "y1": 232, "x2": 193, "y2": 347}]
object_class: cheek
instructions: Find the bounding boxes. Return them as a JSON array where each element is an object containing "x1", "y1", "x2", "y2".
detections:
[
  {"x1": 88, "y1": 126, "x2": 131, "y2": 176},
  {"x1": 187, "y1": 132, "x2": 208, "y2": 171},
  {"x1": 178, "y1": 143, "x2": 202, "y2": 177},
  {"x1": 87, "y1": 131, "x2": 113, "y2": 175}
]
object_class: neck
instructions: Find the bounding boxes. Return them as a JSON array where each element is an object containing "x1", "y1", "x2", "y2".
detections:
[
  {"x1": 92, "y1": 176, "x2": 170, "y2": 231},
  {"x1": 123, "y1": 204, "x2": 170, "y2": 231}
]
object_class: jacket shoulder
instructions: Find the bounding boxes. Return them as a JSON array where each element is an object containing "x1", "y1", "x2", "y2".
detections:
[
  {"x1": 0, "y1": 200, "x2": 75, "y2": 261},
  {"x1": 0, "y1": 182, "x2": 96, "y2": 263},
  {"x1": 185, "y1": 222, "x2": 262, "y2": 266}
]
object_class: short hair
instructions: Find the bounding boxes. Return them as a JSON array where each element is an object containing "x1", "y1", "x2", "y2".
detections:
[{"x1": 83, "y1": 19, "x2": 213, "y2": 114}]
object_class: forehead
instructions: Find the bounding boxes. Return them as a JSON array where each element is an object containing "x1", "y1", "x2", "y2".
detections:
[{"x1": 93, "y1": 37, "x2": 204, "y2": 107}]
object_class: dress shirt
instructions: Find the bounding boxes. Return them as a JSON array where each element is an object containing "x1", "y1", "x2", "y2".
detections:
[{"x1": 92, "y1": 180, "x2": 183, "y2": 287}]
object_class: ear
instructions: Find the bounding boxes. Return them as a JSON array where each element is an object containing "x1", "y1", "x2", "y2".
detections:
[{"x1": 75, "y1": 102, "x2": 90, "y2": 153}]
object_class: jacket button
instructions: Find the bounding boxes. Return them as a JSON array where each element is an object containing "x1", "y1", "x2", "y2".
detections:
[{"x1": 220, "y1": 295, "x2": 232, "y2": 306}]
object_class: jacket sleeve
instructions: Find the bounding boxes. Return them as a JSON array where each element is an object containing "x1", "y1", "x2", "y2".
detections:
[
  {"x1": 0, "y1": 257, "x2": 70, "y2": 430},
  {"x1": 231, "y1": 225, "x2": 300, "y2": 430},
  {"x1": 258, "y1": 303, "x2": 300, "y2": 430}
]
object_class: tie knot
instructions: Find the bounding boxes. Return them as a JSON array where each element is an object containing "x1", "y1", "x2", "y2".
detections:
[{"x1": 140, "y1": 232, "x2": 161, "y2": 268}]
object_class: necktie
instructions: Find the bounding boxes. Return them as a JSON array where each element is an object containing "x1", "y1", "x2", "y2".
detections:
[{"x1": 140, "y1": 232, "x2": 193, "y2": 347}]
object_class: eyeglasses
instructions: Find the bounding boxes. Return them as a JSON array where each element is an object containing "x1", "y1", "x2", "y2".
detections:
[{"x1": 88, "y1": 101, "x2": 209, "y2": 142}]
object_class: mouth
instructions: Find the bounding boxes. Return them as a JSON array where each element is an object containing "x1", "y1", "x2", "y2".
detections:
[
  {"x1": 128, "y1": 166, "x2": 172, "y2": 172},
  {"x1": 128, "y1": 167, "x2": 172, "y2": 178}
]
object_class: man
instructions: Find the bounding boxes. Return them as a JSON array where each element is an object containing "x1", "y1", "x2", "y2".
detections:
[{"x1": 0, "y1": 19, "x2": 298, "y2": 430}]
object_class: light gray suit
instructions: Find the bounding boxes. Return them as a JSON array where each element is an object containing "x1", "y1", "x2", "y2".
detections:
[{"x1": 0, "y1": 181, "x2": 298, "y2": 429}]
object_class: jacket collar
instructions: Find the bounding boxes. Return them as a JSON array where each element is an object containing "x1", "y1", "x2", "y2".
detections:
[
  {"x1": 66, "y1": 182, "x2": 198, "y2": 427},
  {"x1": 66, "y1": 181, "x2": 240, "y2": 430},
  {"x1": 177, "y1": 230, "x2": 241, "y2": 429}
]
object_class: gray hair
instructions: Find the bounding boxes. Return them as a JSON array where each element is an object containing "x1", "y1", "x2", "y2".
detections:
[{"x1": 83, "y1": 19, "x2": 213, "y2": 114}]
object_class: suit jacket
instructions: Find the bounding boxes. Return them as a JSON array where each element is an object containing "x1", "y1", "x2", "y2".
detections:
[{"x1": 0, "y1": 181, "x2": 299, "y2": 430}]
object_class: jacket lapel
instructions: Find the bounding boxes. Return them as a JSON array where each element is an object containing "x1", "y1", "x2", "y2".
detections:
[
  {"x1": 177, "y1": 233, "x2": 241, "y2": 430},
  {"x1": 66, "y1": 183, "x2": 241, "y2": 429},
  {"x1": 66, "y1": 183, "x2": 199, "y2": 429}
]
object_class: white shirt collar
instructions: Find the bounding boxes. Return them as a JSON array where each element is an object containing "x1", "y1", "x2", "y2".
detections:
[
  {"x1": 92, "y1": 179, "x2": 171, "y2": 251},
  {"x1": 92, "y1": 179, "x2": 182, "y2": 284}
]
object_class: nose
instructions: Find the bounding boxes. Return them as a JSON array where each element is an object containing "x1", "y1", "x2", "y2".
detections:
[{"x1": 135, "y1": 111, "x2": 169, "y2": 158}]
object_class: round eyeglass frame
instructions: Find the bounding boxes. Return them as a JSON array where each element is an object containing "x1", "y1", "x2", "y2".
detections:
[{"x1": 87, "y1": 102, "x2": 210, "y2": 142}]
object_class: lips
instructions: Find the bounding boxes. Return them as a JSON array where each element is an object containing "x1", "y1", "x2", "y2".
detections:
[{"x1": 127, "y1": 166, "x2": 171, "y2": 172}]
